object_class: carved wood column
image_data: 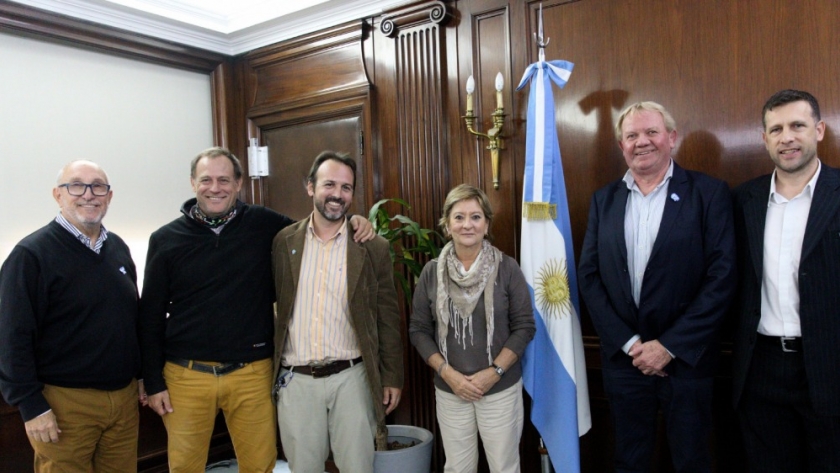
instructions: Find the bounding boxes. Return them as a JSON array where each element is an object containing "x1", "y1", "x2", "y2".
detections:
[
  {"x1": 378, "y1": 1, "x2": 450, "y2": 469},
  {"x1": 381, "y1": 1, "x2": 451, "y2": 225}
]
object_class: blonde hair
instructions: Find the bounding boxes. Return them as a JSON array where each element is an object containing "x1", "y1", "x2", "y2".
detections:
[
  {"x1": 439, "y1": 184, "x2": 494, "y2": 240},
  {"x1": 614, "y1": 101, "x2": 676, "y2": 141}
]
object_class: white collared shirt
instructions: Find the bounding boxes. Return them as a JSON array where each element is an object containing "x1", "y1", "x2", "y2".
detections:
[{"x1": 759, "y1": 161, "x2": 822, "y2": 337}]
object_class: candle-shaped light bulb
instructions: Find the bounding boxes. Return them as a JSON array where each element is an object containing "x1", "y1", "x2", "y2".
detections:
[
  {"x1": 466, "y1": 75, "x2": 475, "y2": 113},
  {"x1": 495, "y1": 72, "x2": 504, "y2": 109}
]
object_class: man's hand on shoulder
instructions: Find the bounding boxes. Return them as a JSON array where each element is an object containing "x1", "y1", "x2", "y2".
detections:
[
  {"x1": 349, "y1": 215, "x2": 375, "y2": 242},
  {"x1": 148, "y1": 390, "x2": 174, "y2": 416},
  {"x1": 25, "y1": 409, "x2": 61, "y2": 443}
]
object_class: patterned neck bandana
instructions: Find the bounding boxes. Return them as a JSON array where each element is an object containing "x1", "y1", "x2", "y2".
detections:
[{"x1": 190, "y1": 204, "x2": 237, "y2": 228}]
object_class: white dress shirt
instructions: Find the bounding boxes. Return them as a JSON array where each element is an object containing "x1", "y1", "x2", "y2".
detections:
[{"x1": 759, "y1": 161, "x2": 822, "y2": 337}]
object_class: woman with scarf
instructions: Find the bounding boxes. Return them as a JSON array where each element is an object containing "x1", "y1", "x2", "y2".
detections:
[{"x1": 409, "y1": 184, "x2": 535, "y2": 473}]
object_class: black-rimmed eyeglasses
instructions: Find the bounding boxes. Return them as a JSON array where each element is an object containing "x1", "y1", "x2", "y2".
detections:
[{"x1": 58, "y1": 183, "x2": 111, "y2": 196}]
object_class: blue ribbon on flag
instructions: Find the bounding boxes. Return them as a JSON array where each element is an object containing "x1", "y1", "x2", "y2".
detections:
[{"x1": 517, "y1": 60, "x2": 574, "y2": 205}]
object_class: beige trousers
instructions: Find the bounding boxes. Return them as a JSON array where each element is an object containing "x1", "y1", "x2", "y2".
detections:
[
  {"x1": 435, "y1": 379, "x2": 524, "y2": 473},
  {"x1": 276, "y1": 362, "x2": 376, "y2": 473}
]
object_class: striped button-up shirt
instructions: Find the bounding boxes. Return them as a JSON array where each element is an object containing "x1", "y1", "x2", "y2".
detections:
[
  {"x1": 55, "y1": 212, "x2": 108, "y2": 253},
  {"x1": 281, "y1": 217, "x2": 361, "y2": 366}
]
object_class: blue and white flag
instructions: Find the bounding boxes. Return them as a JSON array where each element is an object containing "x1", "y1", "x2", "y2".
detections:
[{"x1": 517, "y1": 58, "x2": 591, "y2": 472}]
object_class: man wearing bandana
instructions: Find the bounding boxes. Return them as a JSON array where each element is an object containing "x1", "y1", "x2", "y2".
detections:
[
  {"x1": 578, "y1": 102, "x2": 736, "y2": 473},
  {"x1": 138, "y1": 147, "x2": 374, "y2": 472}
]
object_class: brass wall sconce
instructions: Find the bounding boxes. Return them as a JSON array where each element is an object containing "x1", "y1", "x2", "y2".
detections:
[{"x1": 463, "y1": 72, "x2": 506, "y2": 189}]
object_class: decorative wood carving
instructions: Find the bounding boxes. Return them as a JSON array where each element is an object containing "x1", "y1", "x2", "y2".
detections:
[
  {"x1": 380, "y1": 0, "x2": 449, "y2": 38},
  {"x1": 245, "y1": 21, "x2": 370, "y2": 119}
]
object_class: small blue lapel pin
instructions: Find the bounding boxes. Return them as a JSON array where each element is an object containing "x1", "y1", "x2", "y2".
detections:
[{"x1": 670, "y1": 193, "x2": 680, "y2": 202}]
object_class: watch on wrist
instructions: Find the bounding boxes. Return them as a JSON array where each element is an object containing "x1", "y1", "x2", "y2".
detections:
[{"x1": 491, "y1": 363, "x2": 505, "y2": 377}]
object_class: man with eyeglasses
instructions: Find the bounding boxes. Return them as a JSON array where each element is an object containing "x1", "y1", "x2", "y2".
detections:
[{"x1": 0, "y1": 160, "x2": 143, "y2": 472}]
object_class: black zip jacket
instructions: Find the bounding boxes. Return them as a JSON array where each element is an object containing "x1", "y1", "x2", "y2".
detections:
[{"x1": 138, "y1": 199, "x2": 293, "y2": 395}]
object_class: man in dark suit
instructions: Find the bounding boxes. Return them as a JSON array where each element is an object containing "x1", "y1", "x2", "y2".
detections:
[
  {"x1": 732, "y1": 89, "x2": 840, "y2": 472},
  {"x1": 579, "y1": 101, "x2": 736, "y2": 473}
]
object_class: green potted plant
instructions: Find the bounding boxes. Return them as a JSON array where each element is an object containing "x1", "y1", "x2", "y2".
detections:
[
  {"x1": 369, "y1": 198, "x2": 440, "y2": 471},
  {"x1": 368, "y1": 198, "x2": 442, "y2": 300}
]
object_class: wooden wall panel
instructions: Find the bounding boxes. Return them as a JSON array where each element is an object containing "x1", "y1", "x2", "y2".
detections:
[
  {"x1": 532, "y1": 0, "x2": 840, "y2": 265},
  {"x1": 245, "y1": 23, "x2": 369, "y2": 119},
  {"x1": 468, "y1": 3, "x2": 520, "y2": 258}
]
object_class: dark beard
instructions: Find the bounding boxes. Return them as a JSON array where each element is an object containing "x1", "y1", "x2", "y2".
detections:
[{"x1": 315, "y1": 197, "x2": 348, "y2": 222}]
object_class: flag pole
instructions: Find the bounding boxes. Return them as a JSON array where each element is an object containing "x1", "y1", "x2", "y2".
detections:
[
  {"x1": 533, "y1": 3, "x2": 550, "y2": 61},
  {"x1": 533, "y1": 5, "x2": 555, "y2": 473},
  {"x1": 540, "y1": 439, "x2": 555, "y2": 473}
]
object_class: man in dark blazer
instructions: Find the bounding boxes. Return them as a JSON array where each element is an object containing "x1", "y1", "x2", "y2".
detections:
[
  {"x1": 579, "y1": 101, "x2": 736, "y2": 473},
  {"x1": 731, "y1": 89, "x2": 840, "y2": 472}
]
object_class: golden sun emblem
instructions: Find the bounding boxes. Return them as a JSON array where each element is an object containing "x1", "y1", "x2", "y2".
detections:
[{"x1": 534, "y1": 258, "x2": 572, "y2": 318}]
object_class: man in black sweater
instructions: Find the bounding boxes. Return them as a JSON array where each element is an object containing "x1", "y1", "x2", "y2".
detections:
[
  {"x1": 0, "y1": 160, "x2": 142, "y2": 472},
  {"x1": 138, "y1": 147, "x2": 374, "y2": 472}
]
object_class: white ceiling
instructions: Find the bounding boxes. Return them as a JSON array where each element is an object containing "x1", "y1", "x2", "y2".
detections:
[{"x1": 10, "y1": 0, "x2": 407, "y2": 55}]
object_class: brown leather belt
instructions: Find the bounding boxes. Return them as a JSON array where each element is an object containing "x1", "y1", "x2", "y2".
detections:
[{"x1": 284, "y1": 357, "x2": 363, "y2": 379}]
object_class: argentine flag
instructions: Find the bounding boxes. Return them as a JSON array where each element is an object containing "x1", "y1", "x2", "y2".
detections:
[{"x1": 517, "y1": 58, "x2": 591, "y2": 472}]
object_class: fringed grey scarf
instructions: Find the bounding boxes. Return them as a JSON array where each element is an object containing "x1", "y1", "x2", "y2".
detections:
[{"x1": 435, "y1": 239, "x2": 502, "y2": 366}]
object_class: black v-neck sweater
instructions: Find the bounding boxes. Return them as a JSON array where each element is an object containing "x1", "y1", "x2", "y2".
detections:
[{"x1": 0, "y1": 221, "x2": 140, "y2": 421}]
